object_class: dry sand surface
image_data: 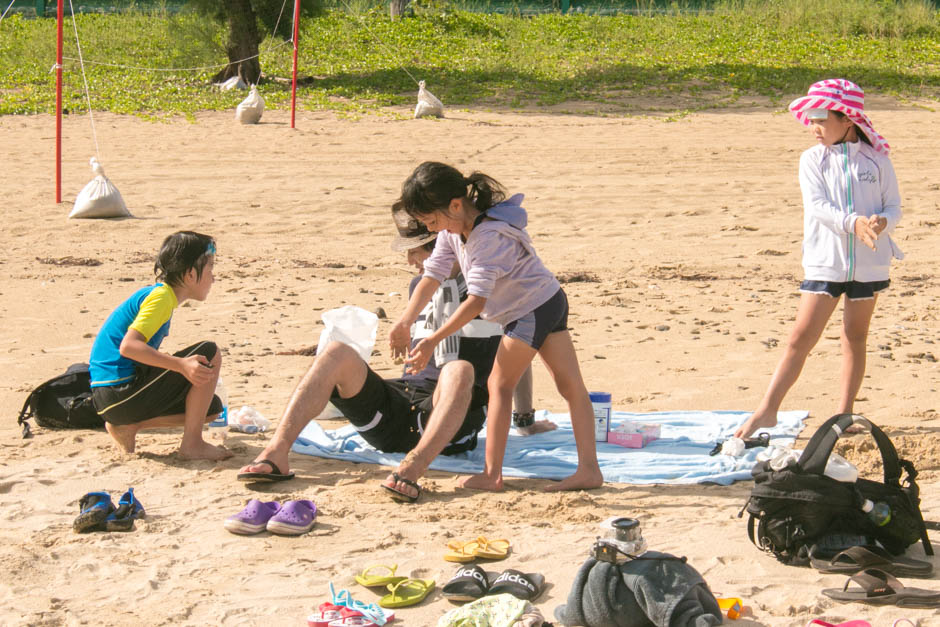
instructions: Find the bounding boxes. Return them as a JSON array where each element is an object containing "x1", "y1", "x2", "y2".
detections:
[{"x1": 1, "y1": 100, "x2": 939, "y2": 627}]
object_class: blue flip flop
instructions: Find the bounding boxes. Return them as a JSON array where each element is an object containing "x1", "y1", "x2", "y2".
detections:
[
  {"x1": 105, "y1": 487, "x2": 145, "y2": 532},
  {"x1": 73, "y1": 491, "x2": 115, "y2": 533}
]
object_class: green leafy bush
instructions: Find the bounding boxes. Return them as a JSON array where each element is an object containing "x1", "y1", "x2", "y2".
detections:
[{"x1": 0, "y1": 1, "x2": 937, "y2": 116}]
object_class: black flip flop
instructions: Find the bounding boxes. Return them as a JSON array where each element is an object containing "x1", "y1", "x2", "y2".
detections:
[
  {"x1": 487, "y1": 569, "x2": 545, "y2": 601},
  {"x1": 822, "y1": 568, "x2": 940, "y2": 607},
  {"x1": 381, "y1": 472, "x2": 421, "y2": 503},
  {"x1": 236, "y1": 459, "x2": 295, "y2": 483},
  {"x1": 812, "y1": 545, "x2": 933, "y2": 578},
  {"x1": 442, "y1": 564, "x2": 494, "y2": 602}
]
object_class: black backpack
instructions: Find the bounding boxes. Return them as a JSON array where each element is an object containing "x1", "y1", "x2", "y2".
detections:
[
  {"x1": 742, "y1": 413, "x2": 932, "y2": 565},
  {"x1": 17, "y1": 363, "x2": 103, "y2": 438}
]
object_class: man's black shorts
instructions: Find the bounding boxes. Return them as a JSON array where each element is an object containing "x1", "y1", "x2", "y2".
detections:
[
  {"x1": 330, "y1": 367, "x2": 487, "y2": 455},
  {"x1": 92, "y1": 341, "x2": 223, "y2": 425}
]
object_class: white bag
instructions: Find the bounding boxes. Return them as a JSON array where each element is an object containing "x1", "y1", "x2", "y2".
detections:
[
  {"x1": 414, "y1": 80, "x2": 444, "y2": 118},
  {"x1": 69, "y1": 157, "x2": 131, "y2": 219},
  {"x1": 314, "y1": 306, "x2": 379, "y2": 420},
  {"x1": 215, "y1": 75, "x2": 247, "y2": 91},
  {"x1": 235, "y1": 85, "x2": 264, "y2": 124}
]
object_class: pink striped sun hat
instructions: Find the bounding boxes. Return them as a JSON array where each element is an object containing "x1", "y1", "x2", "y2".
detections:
[{"x1": 789, "y1": 78, "x2": 889, "y2": 154}]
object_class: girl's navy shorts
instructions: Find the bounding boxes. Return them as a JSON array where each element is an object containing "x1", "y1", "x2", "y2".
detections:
[
  {"x1": 504, "y1": 287, "x2": 569, "y2": 351},
  {"x1": 92, "y1": 341, "x2": 223, "y2": 425},
  {"x1": 799, "y1": 280, "x2": 890, "y2": 301}
]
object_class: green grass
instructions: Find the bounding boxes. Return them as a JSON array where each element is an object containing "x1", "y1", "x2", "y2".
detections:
[{"x1": 0, "y1": 0, "x2": 938, "y2": 116}]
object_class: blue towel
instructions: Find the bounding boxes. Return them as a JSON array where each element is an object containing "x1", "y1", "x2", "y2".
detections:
[{"x1": 292, "y1": 410, "x2": 807, "y2": 485}]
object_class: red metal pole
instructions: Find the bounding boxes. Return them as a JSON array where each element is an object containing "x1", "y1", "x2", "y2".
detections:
[
  {"x1": 56, "y1": 0, "x2": 63, "y2": 203},
  {"x1": 290, "y1": 0, "x2": 300, "y2": 128}
]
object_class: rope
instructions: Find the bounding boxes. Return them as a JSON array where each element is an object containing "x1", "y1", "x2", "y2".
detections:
[
  {"x1": 59, "y1": 0, "x2": 291, "y2": 165},
  {"x1": 336, "y1": 0, "x2": 420, "y2": 87},
  {"x1": 0, "y1": 0, "x2": 17, "y2": 24},
  {"x1": 61, "y1": 39, "x2": 292, "y2": 73},
  {"x1": 68, "y1": 0, "x2": 101, "y2": 161}
]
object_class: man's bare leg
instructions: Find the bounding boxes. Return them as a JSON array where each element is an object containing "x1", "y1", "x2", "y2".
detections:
[
  {"x1": 239, "y1": 342, "x2": 368, "y2": 476},
  {"x1": 382, "y1": 360, "x2": 474, "y2": 499}
]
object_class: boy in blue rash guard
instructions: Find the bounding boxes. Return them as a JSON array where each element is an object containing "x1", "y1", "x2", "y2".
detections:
[{"x1": 89, "y1": 231, "x2": 231, "y2": 461}]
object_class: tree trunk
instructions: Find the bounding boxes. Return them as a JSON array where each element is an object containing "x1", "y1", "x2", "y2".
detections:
[
  {"x1": 389, "y1": 0, "x2": 409, "y2": 18},
  {"x1": 212, "y1": 0, "x2": 263, "y2": 84}
]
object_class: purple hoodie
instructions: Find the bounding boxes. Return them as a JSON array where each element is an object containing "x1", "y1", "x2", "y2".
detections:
[{"x1": 422, "y1": 194, "x2": 560, "y2": 327}]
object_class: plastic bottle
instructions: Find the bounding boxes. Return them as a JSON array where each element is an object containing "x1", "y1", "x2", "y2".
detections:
[
  {"x1": 861, "y1": 499, "x2": 892, "y2": 526},
  {"x1": 208, "y1": 377, "x2": 228, "y2": 435},
  {"x1": 590, "y1": 391, "x2": 612, "y2": 442}
]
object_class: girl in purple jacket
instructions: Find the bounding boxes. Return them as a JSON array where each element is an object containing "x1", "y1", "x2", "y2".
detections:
[{"x1": 390, "y1": 162, "x2": 602, "y2": 493}]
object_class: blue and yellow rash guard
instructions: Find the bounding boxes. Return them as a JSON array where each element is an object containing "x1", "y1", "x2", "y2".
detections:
[{"x1": 89, "y1": 284, "x2": 178, "y2": 387}]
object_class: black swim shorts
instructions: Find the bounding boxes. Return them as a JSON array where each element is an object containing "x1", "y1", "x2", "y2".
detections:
[
  {"x1": 330, "y1": 368, "x2": 487, "y2": 455},
  {"x1": 92, "y1": 341, "x2": 224, "y2": 425}
]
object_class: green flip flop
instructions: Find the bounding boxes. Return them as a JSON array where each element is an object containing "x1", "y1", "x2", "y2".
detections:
[
  {"x1": 379, "y1": 578, "x2": 435, "y2": 608},
  {"x1": 354, "y1": 564, "x2": 408, "y2": 588}
]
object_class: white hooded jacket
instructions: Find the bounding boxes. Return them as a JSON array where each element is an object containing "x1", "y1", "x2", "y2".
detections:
[{"x1": 798, "y1": 140, "x2": 903, "y2": 282}]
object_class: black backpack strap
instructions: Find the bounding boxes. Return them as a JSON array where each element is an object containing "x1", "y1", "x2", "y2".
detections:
[
  {"x1": 747, "y1": 513, "x2": 758, "y2": 548},
  {"x1": 17, "y1": 395, "x2": 33, "y2": 438},
  {"x1": 797, "y1": 413, "x2": 902, "y2": 486}
]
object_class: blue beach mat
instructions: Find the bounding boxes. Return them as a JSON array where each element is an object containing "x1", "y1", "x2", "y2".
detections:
[{"x1": 292, "y1": 410, "x2": 807, "y2": 485}]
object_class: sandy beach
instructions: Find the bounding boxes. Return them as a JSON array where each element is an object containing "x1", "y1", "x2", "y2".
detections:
[{"x1": 1, "y1": 100, "x2": 939, "y2": 626}]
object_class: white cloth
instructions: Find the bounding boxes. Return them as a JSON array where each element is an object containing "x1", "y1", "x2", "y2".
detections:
[{"x1": 798, "y1": 141, "x2": 903, "y2": 282}]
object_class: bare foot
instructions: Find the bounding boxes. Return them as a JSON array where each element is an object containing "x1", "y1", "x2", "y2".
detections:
[
  {"x1": 545, "y1": 466, "x2": 604, "y2": 492},
  {"x1": 382, "y1": 473, "x2": 420, "y2": 500},
  {"x1": 458, "y1": 473, "x2": 504, "y2": 492},
  {"x1": 734, "y1": 412, "x2": 778, "y2": 439},
  {"x1": 381, "y1": 451, "x2": 427, "y2": 500},
  {"x1": 105, "y1": 422, "x2": 138, "y2": 454},
  {"x1": 239, "y1": 451, "x2": 291, "y2": 476},
  {"x1": 516, "y1": 419, "x2": 558, "y2": 436},
  {"x1": 179, "y1": 440, "x2": 233, "y2": 461}
]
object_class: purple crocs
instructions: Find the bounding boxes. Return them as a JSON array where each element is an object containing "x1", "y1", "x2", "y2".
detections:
[
  {"x1": 266, "y1": 499, "x2": 317, "y2": 536},
  {"x1": 224, "y1": 499, "x2": 281, "y2": 535}
]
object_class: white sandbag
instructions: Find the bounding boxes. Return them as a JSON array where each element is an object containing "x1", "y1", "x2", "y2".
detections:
[
  {"x1": 235, "y1": 85, "x2": 264, "y2": 124},
  {"x1": 215, "y1": 75, "x2": 247, "y2": 91},
  {"x1": 414, "y1": 80, "x2": 444, "y2": 118},
  {"x1": 69, "y1": 157, "x2": 131, "y2": 219},
  {"x1": 314, "y1": 305, "x2": 379, "y2": 420}
]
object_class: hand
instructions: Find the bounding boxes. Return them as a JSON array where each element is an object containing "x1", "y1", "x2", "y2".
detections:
[
  {"x1": 404, "y1": 338, "x2": 436, "y2": 375},
  {"x1": 180, "y1": 354, "x2": 214, "y2": 386},
  {"x1": 869, "y1": 214, "x2": 888, "y2": 237},
  {"x1": 854, "y1": 216, "x2": 878, "y2": 251},
  {"x1": 388, "y1": 320, "x2": 411, "y2": 359}
]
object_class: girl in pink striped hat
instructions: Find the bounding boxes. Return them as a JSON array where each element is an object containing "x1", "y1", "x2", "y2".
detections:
[{"x1": 735, "y1": 79, "x2": 903, "y2": 439}]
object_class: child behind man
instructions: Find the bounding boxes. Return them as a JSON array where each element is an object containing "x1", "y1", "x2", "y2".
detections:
[{"x1": 89, "y1": 231, "x2": 231, "y2": 460}]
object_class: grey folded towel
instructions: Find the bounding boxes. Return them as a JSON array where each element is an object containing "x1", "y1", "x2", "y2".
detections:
[{"x1": 554, "y1": 552, "x2": 722, "y2": 627}]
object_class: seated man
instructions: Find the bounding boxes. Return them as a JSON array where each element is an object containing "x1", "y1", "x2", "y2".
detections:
[{"x1": 238, "y1": 205, "x2": 552, "y2": 502}]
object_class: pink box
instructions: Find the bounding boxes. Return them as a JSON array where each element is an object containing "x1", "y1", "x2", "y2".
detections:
[{"x1": 607, "y1": 423, "x2": 660, "y2": 448}]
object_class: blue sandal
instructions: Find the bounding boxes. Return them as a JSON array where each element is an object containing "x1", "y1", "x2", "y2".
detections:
[
  {"x1": 105, "y1": 488, "x2": 145, "y2": 532},
  {"x1": 73, "y1": 491, "x2": 115, "y2": 533}
]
